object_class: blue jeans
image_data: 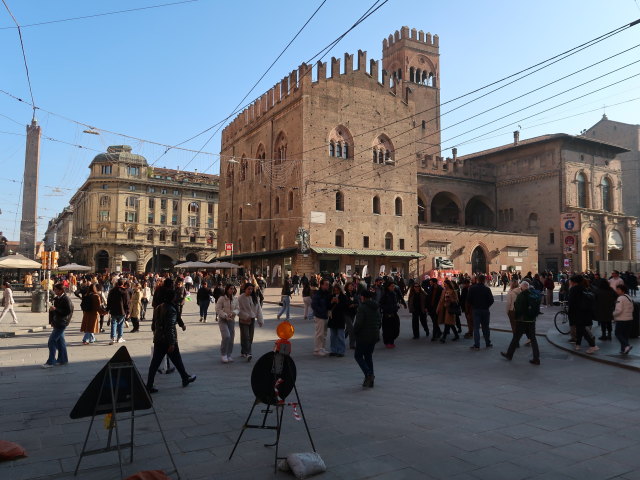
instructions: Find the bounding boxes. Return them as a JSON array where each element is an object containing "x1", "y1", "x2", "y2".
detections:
[
  {"x1": 472, "y1": 309, "x2": 491, "y2": 347},
  {"x1": 47, "y1": 327, "x2": 68, "y2": 365},
  {"x1": 277, "y1": 296, "x2": 291, "y2": 320},
  {"x1": 82, "y1": 332, "x2": 95, "y2": 343},
  {"x1": 330, "y1": 328, "x2": 346, "y2": 354},
  {"x1": 354, "y1": 342, "x2": 375, "y2": 376},
  {"x1": 110, "y1": 314, "x2": 125, "y2": 339}
]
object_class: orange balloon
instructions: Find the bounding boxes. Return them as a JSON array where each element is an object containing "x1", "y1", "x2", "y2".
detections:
[{"x1": 276, "y1": 321, "x2": 295, "y2": 340}]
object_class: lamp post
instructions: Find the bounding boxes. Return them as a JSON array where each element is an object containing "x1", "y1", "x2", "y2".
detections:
[{"x1": 227, "y1": 157, "x2": 238, "y2": 259}]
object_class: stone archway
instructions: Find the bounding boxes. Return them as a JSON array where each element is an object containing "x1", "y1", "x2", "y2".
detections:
[{"x1": 471, "y1": 246, "x2": 487, "y2": 274}]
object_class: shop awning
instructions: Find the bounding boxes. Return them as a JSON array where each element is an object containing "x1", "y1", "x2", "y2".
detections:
[
  {"x1": 214, "y1": 247, "x2": 297, "y2": 262},
  {"x1": 312, "y1": 247, "x2": 423, "y2": 258}
]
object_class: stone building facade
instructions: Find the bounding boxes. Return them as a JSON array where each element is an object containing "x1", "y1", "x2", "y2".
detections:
[
  {"x1": 43, "y1": 206, "x2": 74, "y2": 264},
  {"x1": 65, "y1": 146, "x2": 219, "y2": 273}
]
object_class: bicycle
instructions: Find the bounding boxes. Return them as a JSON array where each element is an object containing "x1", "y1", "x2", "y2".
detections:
[{"x1": 554, "y1": 301, "x2": 570, "y2": 334}]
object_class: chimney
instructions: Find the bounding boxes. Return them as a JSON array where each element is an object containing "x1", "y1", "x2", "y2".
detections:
[
  {"x1": 513, "y1": 130, "x2": 520, "y2": 145},
  {"x1": 452, "y1": 147, "x2": 457, "y2": 163}
]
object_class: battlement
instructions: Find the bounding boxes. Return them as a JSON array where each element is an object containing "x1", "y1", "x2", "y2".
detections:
[
  {"x1": 222, "y1": 50, "x2": 403, "y2": 146},
  {"x1": 419, "y1": 151, "x2": 497, "y2": 182},
  {"x1": 383, "y1": 26, "x2": 439, "y2": 51}
]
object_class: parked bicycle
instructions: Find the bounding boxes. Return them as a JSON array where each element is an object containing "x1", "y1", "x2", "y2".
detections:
[{"x1": 554, "y1": 301, "x2": 570, "y2": 334}]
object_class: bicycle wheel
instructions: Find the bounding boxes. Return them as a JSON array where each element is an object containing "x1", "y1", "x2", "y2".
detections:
[{"x1": 554, "y1": 310, "x2": 570, "y2": 335}]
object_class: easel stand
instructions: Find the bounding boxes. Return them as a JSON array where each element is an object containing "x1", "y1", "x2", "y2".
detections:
[
  {"x1": 74, "y1": 362, "x2": 180, "y2": 479},
  {"x1": 229, "y1": 383, "x2": 316, "y2": 473}
]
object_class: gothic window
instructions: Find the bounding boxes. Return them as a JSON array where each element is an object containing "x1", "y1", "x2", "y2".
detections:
[
  {"x1": 146, "y1": 229, "x2": 154, "y2": 241},
  {"x1": 373, "y1": 195, "x2": 381, "y2": 215},
  {"x1": 601, "y1": 176, "x2": 612, "y2": 212},
  {"x1": 336, "y1": 143, "x2": 342, "y2": 158},
  {"x1": 335, "y1": 229, "x2": 344, "y2": 247},
  {"x1": 274, "y1": 131, "x2": 287, "y2": 165},
  {"x1": 385, "y1": 232, "x2": 393, "y2": 250},
  {"x1": 188, "y1": 202, "x2": 199, "y2": 213},
  {"x1": 329, "y1": 141, "x2": 335, "y2": 157},
  {"x1": 373, "y1": 134, "x2": 394, "y2": 165},
  {"x1": 328, "y1": 126, "x2": 353, "y2": 159},
  {"x1": 336, "y1": 191, "x2": 344, "y2": 211},
  {"x1": 255, "y1": 145, "x2": 265, "y2": 176},
  {"x1": 576, "y1": 172, "x2": 587, "y2": 208},
  {"x1": 240, "y1": 156, "x2": 248, "y2": 181},
  {"x1": 395, "y1": 197, "x2": 403, "y2": 216}
]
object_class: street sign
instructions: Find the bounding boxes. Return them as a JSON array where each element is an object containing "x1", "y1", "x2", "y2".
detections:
[
  {"x1": 561, "y1": 213, "x2": 580, "y2": 232},
  {"x1": 564, "y1": 235, "x2": 575, "y2": 246},
  {"x1": 225, "y1": 243, "x2": 233, "y2": 252},
  {"x1": 563, "y1": 258, "x2": 571, "y2": 267}
]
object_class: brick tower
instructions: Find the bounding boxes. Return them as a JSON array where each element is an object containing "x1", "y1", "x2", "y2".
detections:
[
  {"x1": 382, "y1": 26, "x2": 441, "y2": 159},
  {"x1": 19, "y1": 118, "x2": 41, "y2": 259}
]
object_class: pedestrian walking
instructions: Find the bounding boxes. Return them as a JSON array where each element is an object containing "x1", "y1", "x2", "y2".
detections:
[
  {"x1": 568, "y1": 275, "x2": 599, "y2": 354},
  {"x1": 277, "y1": 276, "x2": 293, "y2": 320},
  {"x1": 353, "y1": 289, "x2": 381, "y2": 388},
  {"x1": 140, "y1": 280, "x2": 151, "y2": 321},
  {"x1": 80, "y1": 284, "x2": 101, "y2": 344},
  {"x1": 311, "y1": 279, "x2": 332, "y2": 356},
  {"x1": 42, "y1": 283, "x2": 73, "y2": 368},
  {"x1": 594, "y1": 278, "x2": 616, "y2": 341},
  {"x1": 302, "y1": 282, "x2": 314, "y2": 321},
  {"x1": 237, "y1": 283, "x2": 263, "y2": 361},
  {"x1": 106, "y1": 278, "x2": 130, "y2": 344},
  {"x1": 467, "y1": 274, "x2": 494, "y2": 350},
  {"x1": 379, "y1": 280, "x2": 407, "y2": 348},
  {"x1": 436, "y1": 280, "x2": 460, "y2": 343},
  {"x1": 216, "y1": 284, "x2": 238, "y2": 363},
  {"x1": 408, "y1": 283, "x2": 429, "y2": 339},
  {"x1": 328, "y1": 285, "x2": 347, "y2": 356},
  {"x1": 197, "y1": 281, "x2": 213, "y2": 322},
  {"x1": 0, "y1": 282, "x2": 18, "y2": 324},
  {"x1": 501, "y1": 281, "x2": 541, "y2": 364},
  {"x1": 146, "y1": 292, "x2": 196, "y2": 394},
  {"x1": 613, "y1": 284, "x2": 634, "y2": 354}
]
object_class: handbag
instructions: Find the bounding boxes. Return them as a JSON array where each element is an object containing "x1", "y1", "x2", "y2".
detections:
[{"x1": 448, "y1": 302, "x2": 462, "y2": 316}]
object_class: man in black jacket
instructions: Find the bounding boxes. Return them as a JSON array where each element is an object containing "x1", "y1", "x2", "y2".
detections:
[
  {"x1": 426, "y1": 278, "x2": 443, "y2": 341},
  {"x1": 107, "y1": 278, "x2": 130, "y2": 345},
  {"x1": 467, "y1": 274, "x2": 495, "y2": 350},
  {"x1": 146, "y1": 291, "x2": 196, "y2": 394},
  {"x1": 43, "y1": 283, "x2": 74, "y2": 368},
  {"x1": 379, "y1": 281, "x2": 407, "y2": 348}
]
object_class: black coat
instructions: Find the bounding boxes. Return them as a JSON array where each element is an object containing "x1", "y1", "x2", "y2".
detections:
[
  {"x1": 50, "y1": 293, "x2": 74, "y2": 329},
  {"x1": 594, "y1": 286, "x2": 617, "y2": 322},
  {"x1": 328, "y1": 293, "x2": 348, "y2": 329},
  {"x1": 353, "y1": 300, "x2": 381, "y2": 344}
]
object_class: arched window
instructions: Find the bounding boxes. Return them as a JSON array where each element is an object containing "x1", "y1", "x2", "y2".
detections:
[
  {"x1": 336, "y1": 191, "x2": 344, "y2": 211},
  {"x1": 418, "y1": 197, "x2": 426, "y2": 223},
  {"x1": 528, "y1": 213, "x2": 538, "y2": 229},
  {"x1": 146, "y1": 229, "x2": 154, "y2": 241},
  {"x1": 159, "y1": 230, "x2": 167, "y2": 242},
  {"x1": 373, "y1": 134, "x2": 395, "y2": 164},
  {"x1": 576, "y1": 172, "x2": 587, "y2": 208},
  {"x1": 125, "y1": 196, "x2": 137, "y2": 208},
  {"x1": 99, "y1": 195, "x2": 110, "y2": 207},
  {"x1": 329, "y1": 125, "x2": 353, "y2": 160},
  {"x1": 255, "y1": 145, "x2": 265, "y2": 176},
  {"x1": 188, "y1": 202, "x2": 199, "y2": 213},
  {"x1": 127, "y1": 228, "x2": 135, "y2": 240},
  {"x1": 100, "y1": 228, "x2": 107, "y2": 239},
  {"x1": 373, "y1": 195, "x2": 381, "y2": 215},
  {"x1": 171, "y1": 230, "x2": 178, "y2": 242},
  {"x1": 385, "y1": 232, "x2": 393, "y2": 250},
  {"x1": 239, "y1": 207, "x2": 243, "y2": 221},
  {"x1": 395, "y1": 197, "x2": 403, "y2": 216},
  {"x1": 288, "y1": 191, "x2": 294, "y2": 210},
  {"x1": 601, "y1": 177, "x2": 612, "y2": 211},
  {"x1": 274, "y1": 131, "x2": 287, "y2": 165},
  {"x1": 275, "y1": 196, "x2": 280, "y2": 214},
  {"x1": 372, "y1": 149, "x2": 378, "y2": 164},
  {"x1": 240, "y1": 156, "x2": 248, "y2": 181},
  {"x1": 257, "y1": 202, "x2": 262, "y2": 219},
  {"x1": 335, "y1": 229, "x2": 344, "y2": 247}
]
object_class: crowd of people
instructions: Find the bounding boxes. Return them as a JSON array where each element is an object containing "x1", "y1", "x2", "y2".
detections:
[{"x1": 2, "y1": 266, "x2": 637, "y2": 391}]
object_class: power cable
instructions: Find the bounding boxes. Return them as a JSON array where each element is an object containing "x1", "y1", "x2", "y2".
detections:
[
  {"x1": 0, "y1": 0, "x2": 200, "y2": 30},
  {"x1": 172, "y1": 0, "x2": 329, "y2": 171},
  {"x1": 2, "y1": 0, "x2": 36, "y2": 117}
]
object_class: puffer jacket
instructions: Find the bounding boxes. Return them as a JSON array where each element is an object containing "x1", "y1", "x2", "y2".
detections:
[
  {"x1": 152, "y1": 302, "x2": 178, "y2": 345},
  {"x1": 613, "y1": 294, "x2": 634, "y2": 321}
]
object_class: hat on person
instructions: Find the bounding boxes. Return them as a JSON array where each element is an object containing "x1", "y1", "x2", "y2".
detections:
[{"x1": 519, "y1": 280, "x2": 530, "y2": 289}]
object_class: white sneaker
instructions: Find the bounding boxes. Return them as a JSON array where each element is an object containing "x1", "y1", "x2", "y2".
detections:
[
  {"x1": 313, "y1": 350, "x2": 328, "y2": 357},
  {"x1": 574, "y1": 345, "x2": 581, "y2": 351},
  {"x1": 41, "y1": 363, "x2": 53, "y2": 369},
  {"x1": 586, "y1": 346, "x2": 599, "y2": 354},
  {"x1": 109, "y1": 338, "x2": 116, "y2": 345},
  {"x1": 221, "y1": 355, "x2": 229, "y2": 363},
  {"x1": 117, "y1": 337, "x2": 126, "y2": 343},
  {"x1": 227, "y1": 356, "x2": 234, "y2": 362}
]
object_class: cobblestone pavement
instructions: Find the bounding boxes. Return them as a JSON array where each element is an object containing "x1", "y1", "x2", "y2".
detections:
[{"x1": 1, "y1": 292, "x2": 640, "y2": 479}]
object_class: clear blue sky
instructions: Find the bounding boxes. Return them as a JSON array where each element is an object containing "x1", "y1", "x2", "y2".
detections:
[{"x1": 1, "y1": 0, "x2": 639, "y2": 240}]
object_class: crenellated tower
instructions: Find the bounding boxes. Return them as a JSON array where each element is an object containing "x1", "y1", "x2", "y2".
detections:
[{"x1": 382, "y1": 26, "x2": 442, "y2": 163}]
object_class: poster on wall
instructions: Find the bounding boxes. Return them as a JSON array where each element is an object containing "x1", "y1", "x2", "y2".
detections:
[{"x1": 346, "y1": 265, "x2": 352, "y2": 275}]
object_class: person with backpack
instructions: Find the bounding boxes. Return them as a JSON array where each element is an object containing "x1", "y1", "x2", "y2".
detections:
[
  {"x1": 501, "y1": 281, "x2": 541, "y2": 364},
  {"x1": 568, "y1": 275, "x2": 599, "y2": 354}
]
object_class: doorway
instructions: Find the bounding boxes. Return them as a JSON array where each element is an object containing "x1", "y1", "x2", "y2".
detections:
[{"x1": 471, "y1": 247, "x2": 487, "y2": 274}]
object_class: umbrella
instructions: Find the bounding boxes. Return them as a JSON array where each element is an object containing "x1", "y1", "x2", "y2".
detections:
[
  {"x1": 208, "y1": 261, "x2": 240, "y2": 269},
  {"x1": 174, "y1": 261, "x2": 212, "y2": 269},
  {"x1": 0, "y1": 253, "x2": 42, "y2": 269},
  {"x1": 57, "y1": 263, "x2": 92, "y2": 272}
]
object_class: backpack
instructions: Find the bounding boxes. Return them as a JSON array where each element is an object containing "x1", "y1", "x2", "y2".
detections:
[
  {"x1": 581, "y1": 289, "x2": 596, "y2": 317},
  {"x1": 526, "y1": 289, "x2": 541, "y2": 318},
  {"x1": 80, "y1": 293, "x2": 91, "y2": 312}
]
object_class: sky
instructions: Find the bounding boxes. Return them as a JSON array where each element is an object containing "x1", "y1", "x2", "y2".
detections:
[{"x1": 1, "y1": 0, "x2": 639, "y2": 241}]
